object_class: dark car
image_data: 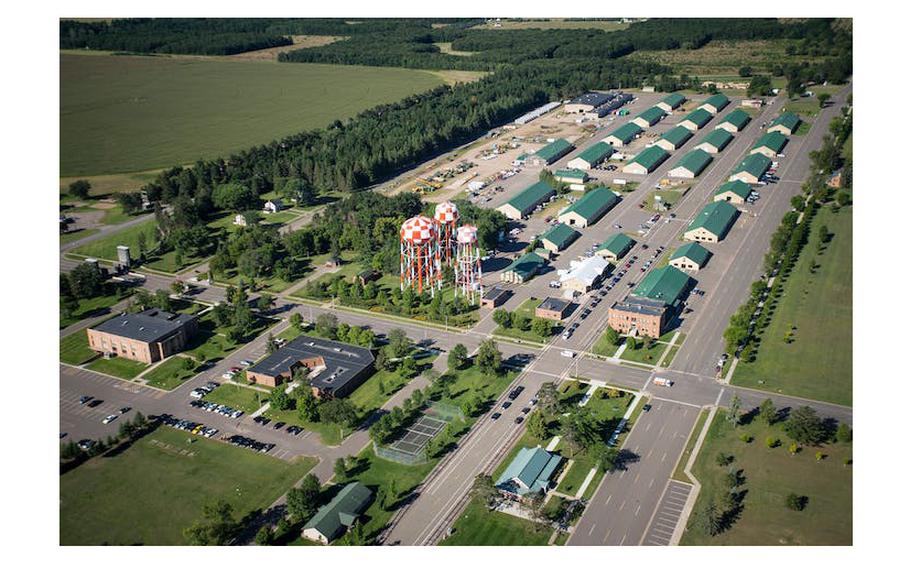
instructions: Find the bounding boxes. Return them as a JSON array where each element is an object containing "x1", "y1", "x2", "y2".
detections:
[
  {"x1": 491, "y1": 412, "x2": 502, "y2": 421},
  {"x1": 521, "y1": 407, "x2": 531, "y2": 414},
  {"x1": 87, "y1": 399, "x2": 103, "y2": 408},
  {"x1": 78, "y1": 396, "x2": 92, "y2": 405},
  {"x1": 119, "y1": 407, "x2": 132, "y2": 414},
  {"x1": 643, "y1": 404, "x2": 652, "y2": 412},
  {"x1": 502, "y1": 401, "x2": 512, "y2": 409},
  {"x1": 507, "y1": 386, "x2": 525, "y2": 401},
  {"x1": 273, "y1": 421, "x2": 286, "y2": 430},
  {"x1": 514, "y1": 416, "x2": 524, "y2": 425},
  {"x1": 259, "y1": 417, "x2": 271, "y2": 426}
]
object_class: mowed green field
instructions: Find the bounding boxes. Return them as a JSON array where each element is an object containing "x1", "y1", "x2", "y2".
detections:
[
  {"x1": 733, "y1": 204, "x2": 853, "y2": 405},
  {"x1": 60, "y1": 426, "x2": 317, "y2": 545},
  {"x1": 60, "y1": 53, "x2": 446, "y2": 176},
  {"x1": 681, "y1": 410, "x2": 852, "y2": 545}
]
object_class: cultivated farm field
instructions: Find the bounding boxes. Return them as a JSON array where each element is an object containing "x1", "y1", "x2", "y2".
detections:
[{"x1": 60, "y1": 53, "x2": 446, "y2": 177}]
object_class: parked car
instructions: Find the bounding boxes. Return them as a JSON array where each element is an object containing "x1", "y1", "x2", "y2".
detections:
[
  {"x1": 102, "y1": 415, "x2": 118, "y2": 425},
  {"x1": 119, "y1": 407, "x2": 131, "y2": 414},
  {"x1": 491, "y1": 412, "x2": 502, "y2": 421},
  {"x1": 78, "y1": 395, "x2": 92, "y2": 405},
  {"x1": 514, "y1": 416, "x2": 524, "y2": 425}
]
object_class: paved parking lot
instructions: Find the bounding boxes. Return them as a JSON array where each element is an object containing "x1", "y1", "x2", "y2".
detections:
[{"x1": 642, "y1": 479, "x2": 693, "y2": 545}]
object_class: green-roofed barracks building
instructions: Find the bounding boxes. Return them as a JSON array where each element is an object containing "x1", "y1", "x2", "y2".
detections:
[
  {"x1": 501, "y1": 251, "x2": 547, "y2": 284},
  {"x1": 623, "y1": 146, "x2": 670, "y2": 175},
  {"x1": 596, "y1": 233, "x2": 635, "y2": 262},
  {"x1": 302, "y1": 482, "x2": 373, "y2": 544},
  {"x1": 684, "y1": 200, "x2": 739, "y2": 243},
  {"x1": 608, "y1": 265, "x2": 694, "y2": 337},
  {"x1": 678, "y1": 108, "x2": 713, "y2": 131},
  {"x1": 696, "y1": 129, "x2": 734, "y2": 154},
  {"x1": 668, "y1": 149, "x2": 713, "y2": 179},
  {"x1": 557, "y1": 188, "x2": 620, "y2": 228},
  {"x1": 713, "y1": 180, "x2": 753, "y2": 204},
  {"x1": 540, "y1": 222, "x2": 581, "y2": 253},
  {"x1": 631, "y1": 106, "x2": 666, "y2": 129},
  {"x1": 699, "y1": 93, "x2": 730, "y2": 115},
  {"x1": 604, "y1": 122, "x2": 643, "y2": 147},
  {"x1": 534, "y1": 138, "x2": 574, "y2": 165},
  {"x1": 655, "y1": 125, "x2": 693, "y2": 152},
  {"x1": 716, "y1": 108, "x2": 751, "y2": 133},
  {"x1": 669, "y1": 242, "x2": 712, "y2": 272},
  {"x1": 495, "y1": 446, "x2": 563, "y2": 498},
  {"x1": 496, "y1": 180, "x2": 556, "y2": 220},
  {"x1": 656, "y1": 92, "x2": 687, "y2": 112},
  {"x1": 768, "y1": 112, "x2": 801, "y2": 136},
  {"x1": 567, "y1": 141, "x2": 614, "y2": 170},
  {"x1": 751, "y1": 131, "x2": 789, "y2": 158},
  {"x1": 729, "y1": 153, "x2": 772, "y2": 184}
]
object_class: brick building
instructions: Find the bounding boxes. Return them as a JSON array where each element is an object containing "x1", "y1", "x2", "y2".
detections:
[{"x1": 87, "y1": 309, "x2": 198, "y2": 364}]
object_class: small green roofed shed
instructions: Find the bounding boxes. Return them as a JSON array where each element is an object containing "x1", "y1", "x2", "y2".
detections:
[
  {"x1": 503, "y1": 251, "x2": 547, "y2": 282},
  {"x1": 302, "y1": 482, "x2": 372, "y2": 544},
  {"x1": 606, "y1": 122, "x2": 643, "y2": 145},
  {"x1": 558, "y1": 188, "x2": 619, "y2": 227},
  {"x1": 659, "y1": 125, "x2": 693, "y2": 149},
  {"x1": 752, "y1": 131, "x2": 789, "y2": 154},
  {"x1": 540, "y1": 222, "x2": 581, "y2": 252},
  {"x1": 660, "y1": 92, "x2": 686, "y2": 110},
  {"x1": 670, "y1": 149, "x2": 713, "y2": 177},
  {"x1": 769, "y1": 112, "x2": 801, "y2": 133},
  {"x1": 495, "y1": 446, "x2": 563, "y2": 497},
  {"x1": 698, "y1": 129, "x2": 734, "y2": 152},
  {"x1": 671, "y1": 242, "x2": 711, "y2": 266},
  {"x1": 554, "y1": 168, "x2": 587, "y2": 183},
  {"x1": 500, "y1": 180, "x2": 556, "y2": 218},
  {"x1": 572, "y1": 141, "x2": 614, "y2": 167},
  {"x1": 681, "y1": 108, "x2": 713, "y2": 129},
  {"x1": 597, "y1": 233, "x2": 635, "y2": 260},
  {"x1": 730, "y1": 153, "x2": 772, "y2": 182},
  {"x1": 536, "y1": 138, "x2": 574, "y2": 164},
  {"x1": 633, "y1": 265, "x2": 693, "y2": 307},
  {"x1": 701, "y1": 93, "x2": 730, "y2": 113},
  {"x1": 718, "y1": 108, "x2": 751, "y2": 131},
  {"x1": 714, "y1": 180, "x2": 752, "y2": 202}
]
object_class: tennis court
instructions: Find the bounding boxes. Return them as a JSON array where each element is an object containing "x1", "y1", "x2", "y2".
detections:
[{"x1": 387, "y1": 415, "x2": 448, "y2": 456}]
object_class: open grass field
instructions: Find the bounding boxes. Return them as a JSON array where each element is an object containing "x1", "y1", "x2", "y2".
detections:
[
  {"x1": 441, "y1": 496, "x2": 552, "y2": 545},
  {"x1": 473, "y1": 19, "x2": 629, "y2": 32},
  {"x1": 205, "y1": 383, "x2": 269, "y2": 414},
  {"x1": 86, "y1": 356, "x2": 148, "y2": 379},
  {"x1": 61, "y1": 53, "x2": 447, "y2": 176},
  {"x1": 733, "y1": 204, "x2": 852, "y2": 406},
  {"x1": 60, "y1": 331, "x2": 97, "y2": 365},
  {"x1": 627, "y1": 39, "x2": 831, "y2": 76},
  {"x1": 591, "y1": 330, "x2": 620, "y2": 357},
  {"x1": 60, "y1": 426, "x2": 317, "y2": 545},
  {"x1": 494, "y1": 297, "x2": 552, "y2": 343},
  {"x1": 681, "y1": 410, "x2": 852, "y2": 545},
  {"x1": 142, "y1": 356, "x2": 199, "y2": 390},
  {"x1": 59, "y1": 285, "x2": 129, "y2": 329},
  {"x1": 620, "y1": 338, "x2": 671, "y2": 365},
  {"x1": 671, "y1": 408, "x2": 709, "y2": 482}
]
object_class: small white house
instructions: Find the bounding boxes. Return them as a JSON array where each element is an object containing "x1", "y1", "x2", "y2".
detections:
[{"x1": 264, "y1": 199, "x2": 284, "y2": 214}]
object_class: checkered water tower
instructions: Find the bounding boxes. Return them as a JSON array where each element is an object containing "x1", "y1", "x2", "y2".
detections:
[
  {"x1": 454, "y1": 224, "x2": 483, "y2": 304},
  {"x1": 434, "y1": 201, "x2": 459, "y2": 266},
  {"x1": 400, "y1": 215, "x2": 440, "y2": 296}
]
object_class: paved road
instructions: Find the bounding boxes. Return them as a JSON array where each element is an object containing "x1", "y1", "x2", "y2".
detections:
[
  {"x1": 60, "y1": 211, "x2": 155, "y2": 253},
  {"x1": 568, "y1": 398, "x2": 699, "y2": 545}
]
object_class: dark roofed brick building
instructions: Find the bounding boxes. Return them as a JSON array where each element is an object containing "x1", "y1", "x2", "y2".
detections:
[{"x1": 87, "y1": 309, "x2": 198, "y2": 364}]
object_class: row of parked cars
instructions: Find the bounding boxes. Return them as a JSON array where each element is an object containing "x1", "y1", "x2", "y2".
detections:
[
  {"x1": 189, "y1": 399, "x2": 244, "y2": 419},
  {"x1": 155, "y1": 413, "x2": 219, "y2": 438},
  {"x1": 252, "y1": 415, "x2": 305, "y2": 436},
  {"x1": 226, "y1": 434, "x2": 275, "y2": 453},
  {"x1": 190, "y1": 381, "x2": 221, "y2": 400}
]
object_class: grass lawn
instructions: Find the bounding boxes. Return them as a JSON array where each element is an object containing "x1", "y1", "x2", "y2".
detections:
[
  {"x1": 441, "y1": 496, "x2": 552, "y2": 545},
  {"x1": 681, "y1": 410, "x2": 852, "y2": 545},
  {"x1": 780, "y1": 99, "x2": 823, "y2": 117},
  {"x1": 184, "y1": 311, "x2": 275, "y2": 364},
  {"x1": 60, "y1": 331, "x2": 97, "y2": 365},
  {"x1": 205, "y1": 383, "x2": 269, "y2": 414},
  {"x1": 61, "y1": 53, "x2": 446, "y2": 177},
  {"x1": 556, "y1": 460, "x2": 596, "y2": 497},
  {"x1": 647, "y1": 189, "x2": 685, "y2": 211},
  {"x1": 347, "y1": 368, "x2": 418, "y2": 415},
  {"x1": 626, "y1": 39, "x2": 832, "y2": 76},
  {"x1": 793, "y1": 121, "x2": 812, "y2": 136},
  {"x1": 591, "y1": 330, "x2": 620, "y2": 357},
  {"x1": 60, "y1": 426, "x2": 317, "y2": 545},
  {"x1": 60, "y1": 227, "x2": 99, "y2": 245},
  {"x1": 671, "y1": 408, "x2": 709, "y2": 482},
  {"x1": 733, "y1": 205, "x2": 852, "y2": 406},
  {"x1": 494, "y1": 297, "x2": 552, "y2": 343},
  {"x1": 620, "y1": 339, "x2": 670, "y2": 365},
  {"x1": 142, "y1": 356, "x2": 200, "y2": 390},
  {"x1": 86, "y1": 356, "x2": 148, "y2": 379},
  {"x1": 662, "y1": 344, "x2": 682, "y2": 366},
  {"x1": 60, "y1": 286, "x2": 130, "y2": 329}
]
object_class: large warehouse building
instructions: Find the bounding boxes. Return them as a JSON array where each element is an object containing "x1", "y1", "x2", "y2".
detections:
[
  {"x1": 567, "y1": 141, "x2": 614, "y2": 170},
  {"x1": 246, "y1": 336, "x2": 375, "y2": 396},
  {"x1": 655, "y1": 126, "x2": 693, "y2": 152},
  {"x1": 534, "y1": 138, "x2": 574, "y2": 165},
  {"x1": 497, "y1": 180, "x2": 556, "y2": 220},
  {"x1": 683, "y1": 200, "x2": 739, "y2": 243},
  {"x1": 564, "y1": 92, "x2": 612, "y2": 114},
  {"x1": 540, "y1": 222, "x2": 581, "y2": 253},
  {"x1": 768, "y1": 112, "x2": 801, "y2": 136},
  {"x1": 668, "y1": 149, "x2": 713, "y2": 178},
  {"x1": 656, "y1": 92, "x2": 686, "y2": 113},
  {"x1": 596, "y1": 233, "x2": 635, "y2": 262},
  {"x1": 608, "y1": 265, "x2": 693, "y2": 337},
  {"x1": 500, "y1": 251, "x2": 548, "y2": 284},
  {"x1": 678, "y1": 108, "x2": 713, "y2": 131},
  {"x1": 557, "y1": 187, "x2": 620, "y2": 228},
  {"x1": 623, "y1": 146, "x2": 670, "y2": 175},
  {"x1": 713, "y1": 180, "x2": 753, "y2": 204},
  {"x1": 751, "y1": 131, "x2": 789, "y2": 158},
  {"x1": 631, "y1": 106, "x2": 666, "y2": 129},
  {"x1": 604, "y1": 123, "x2": 643, "y2": 147},
  {"x1": 729, "y1": 153, "x2": 772, "y2": 184},
  {"x1": 669, "y1": 242, "x2": 712, "y2": 272}
]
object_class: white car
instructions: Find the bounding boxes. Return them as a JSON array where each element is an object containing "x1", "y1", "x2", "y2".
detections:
[
  {"x1": 190, "y1": 390, "x2": 205, "y2": 399},
  {"x1": 221, "y1": 371, "x2": 235, "y2": 380},
  {"x1": 102, "y1": 414, "x2": 118, "y2": 425},
  {"x1": 561, "y1": 350, "x2": 576, "y2": 358}
]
